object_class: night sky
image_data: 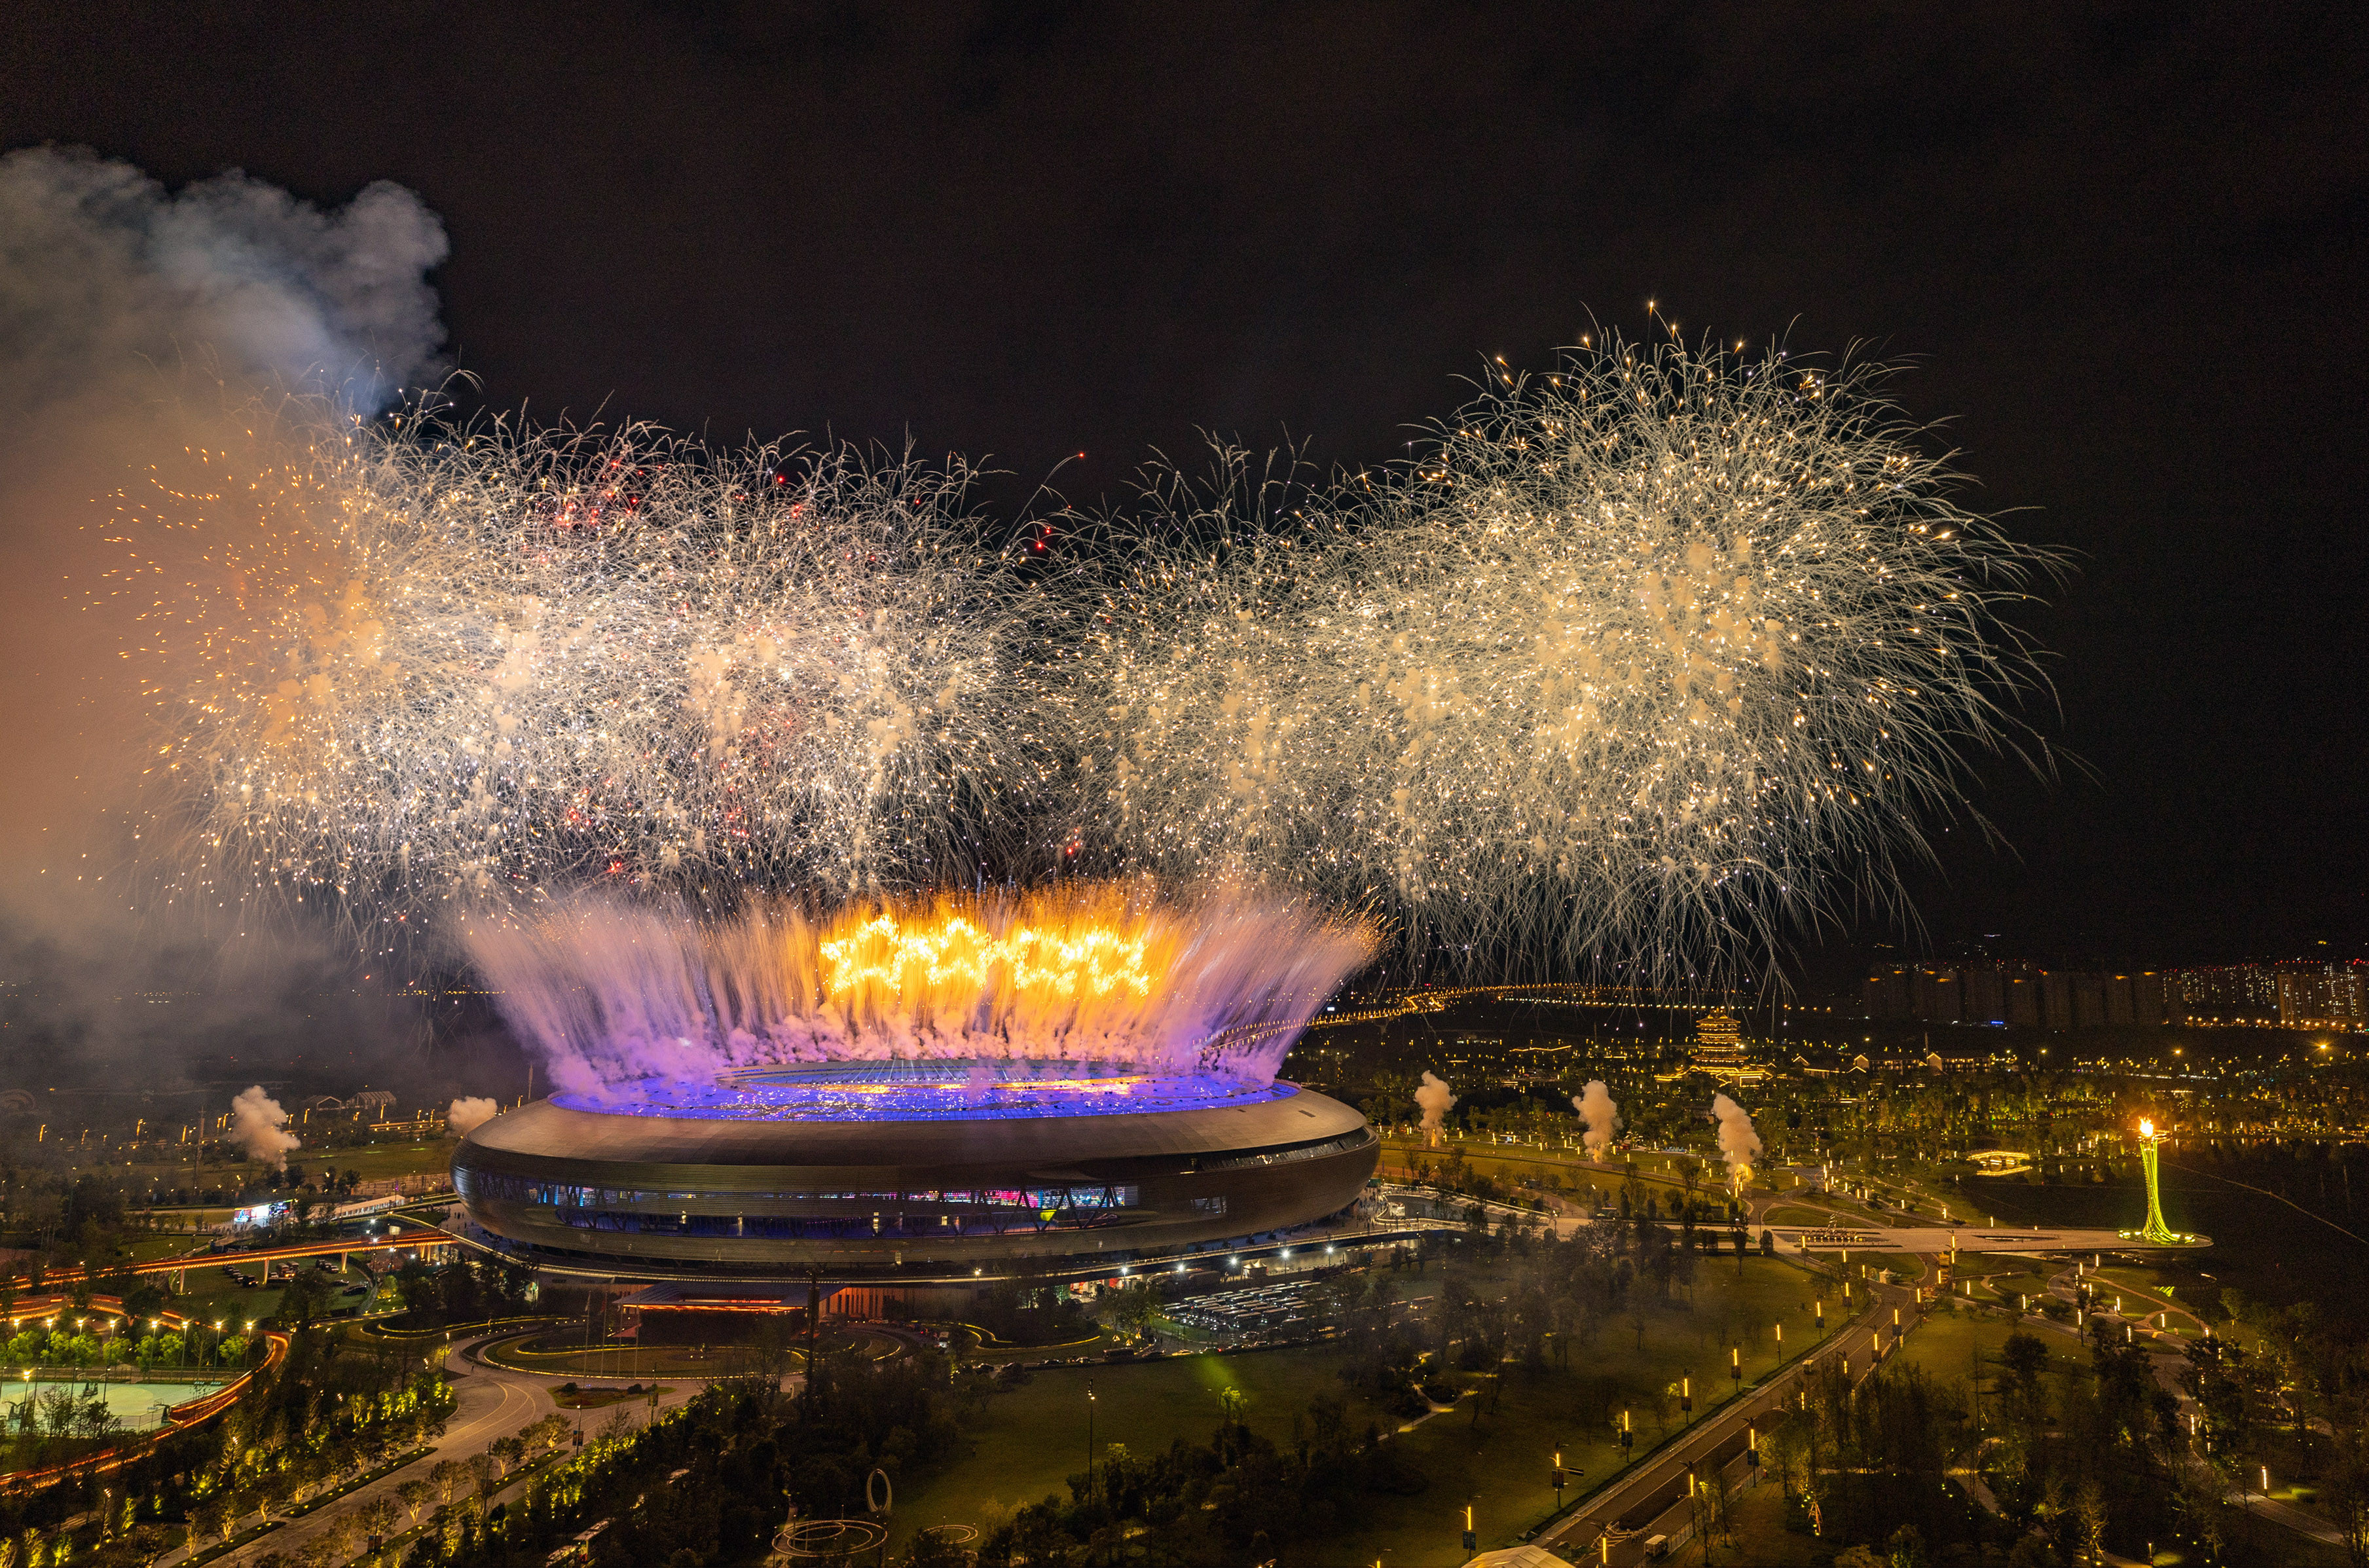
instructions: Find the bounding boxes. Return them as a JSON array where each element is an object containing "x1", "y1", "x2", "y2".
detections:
[{"x1": 5, "y1": 2, "x2": 2362, "y2": 979}]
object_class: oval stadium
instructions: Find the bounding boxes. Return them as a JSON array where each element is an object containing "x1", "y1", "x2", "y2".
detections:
[{"x1": 451, "y1": 1061, "x2": 1380, "y2": 1288}]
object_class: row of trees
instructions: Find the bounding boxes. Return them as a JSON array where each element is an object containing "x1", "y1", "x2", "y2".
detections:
[
  {"x1": 1, "y1": 1323, "x2": 250, "y2": 1370},
  {"x1": 402, "y1": 1349, "x2": 964, "y2": 1568},
  {"x1": 0, "y1": 1321, "x2": 458, "y2": 1564},
  {"x1": 1739, "y1": 1307, "x2": 2369, "y2": 1567}
]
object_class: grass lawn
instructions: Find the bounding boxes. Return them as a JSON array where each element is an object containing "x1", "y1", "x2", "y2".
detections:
[
  {"x1": 892, "y1": 1256, "x2": 1854, "y2": 1563},
  {"x1": 1669, "y1": 1480, "x2": 1823, "y2": 1567},
  {"x1": 117, "y1": 1137, "x2": 458, "y2": 1197},
  {"x1": 2088, "y1": 1264, "x2": 2195, "y2": 1316},
  {"x1": 1890, "y1": 1305, "x2": 2082, "y2": 1399},
  {"x1": 1951, "y1": 1261, "x2": 2058, "y2": 1310}
]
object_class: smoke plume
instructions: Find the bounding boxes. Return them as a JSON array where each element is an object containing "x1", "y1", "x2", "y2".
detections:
[
  {"x1": 1415, "y1": 1070, "x2": 1457, "y2": 1146},
  {"x1": 1711, "y1": 1092, "x2": 1762, "y2": 1189},
  {"x1": 0, "y1": 144, "x2": 448, "y2": 424},
  {"x1": 0, "y1": 147, "x2": 450, "y2": 1083},
  {"x1": 446, "y1": 1097, "x2": 500, "y2": 1137},
  {"x1": 228, "y1": 1084, "x2": 301, "y2": 1168},
  {"x1": 1573, "y1": 1080, "x2": 1621, "y2": 1160}
]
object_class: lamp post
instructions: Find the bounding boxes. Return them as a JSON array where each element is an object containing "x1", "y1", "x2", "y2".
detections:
[{"x1": 1086, "y1": 1381, "x2": 1097, "y2": 1501}]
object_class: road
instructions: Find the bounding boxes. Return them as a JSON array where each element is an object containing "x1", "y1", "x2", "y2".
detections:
[
  {"x1": 1534, "y1": 1279, "x2": 1917, "y2": 1566},
  {"x1": 153, "y1": 1326, "x2": 711, "y2": 1567}
]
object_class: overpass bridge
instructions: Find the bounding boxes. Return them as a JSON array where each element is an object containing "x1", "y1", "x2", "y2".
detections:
[{"x1": 6, "y1": 1220, "x2": 466, "y2": 1296}]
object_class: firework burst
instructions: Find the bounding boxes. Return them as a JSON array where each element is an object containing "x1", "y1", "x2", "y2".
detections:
[
  {"x1": 120, "y1": 401, "x2": 1047, "y2": 932},
  {"x1": 1060, "y1": 333, "x2": 2057, "y2": 981}
]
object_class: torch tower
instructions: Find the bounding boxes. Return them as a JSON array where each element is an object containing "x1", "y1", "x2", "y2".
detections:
[{"x1": 2134, "y1": 1120, "x2": 2178, "y2": 1246}]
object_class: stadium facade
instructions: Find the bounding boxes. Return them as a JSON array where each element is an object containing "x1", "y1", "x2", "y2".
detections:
[{"x1": 451, "y1": 1061, "x2": 1379, "y2": 1286}]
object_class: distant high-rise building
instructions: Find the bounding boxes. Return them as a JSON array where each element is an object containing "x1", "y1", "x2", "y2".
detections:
[
  {"x1": 2175, "y1": 965, "x2": 2281, "y2": 1025},
  {"x1": 2131, "y1": 972, "x2": 2172, "y2": 1026},
  {"x1": 2006, "y1": 968, "x2": 2041, "y2": 1027},
  {"x1": 1863, "y1": 966, "x2": 1911, "y2": 1021},
  {"x1": 2041, "y1": 971, "x2": 2074, "y2": 1030},
  {"x1": 2274, "y1": 963, "x2": 2368, "y2": 1030},
  {"x1": 1914, "y1": 965, "x2": 1962, "y2": 1023},
  {"x1": 1963, "y1": 964, "x2": 2007, "y2": 1025}
]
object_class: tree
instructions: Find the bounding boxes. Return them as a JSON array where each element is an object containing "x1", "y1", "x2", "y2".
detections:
[
  {"x1": 2324, "y1": 1408, "x2": 2369, "y2": 1568},
  {"x1": 396, "y1": 1476, "x2": 434, "y2": 1525},
  {"x1": 358, "y1": 1495, "x2": 400, "y2": 1545},
  {"x1": 430, "y1": 1457, "x2": 465, "y2": 1506}
]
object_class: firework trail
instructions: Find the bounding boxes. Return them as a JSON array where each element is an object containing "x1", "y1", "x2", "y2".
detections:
[{"x1": 1059, "y1": 333, "x2": 2055, "y2": 981}]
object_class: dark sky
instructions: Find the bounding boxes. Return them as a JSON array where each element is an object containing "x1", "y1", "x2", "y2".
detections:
[{"x1": 5, "y1": 1, "x2": 2362, "y2": 977}]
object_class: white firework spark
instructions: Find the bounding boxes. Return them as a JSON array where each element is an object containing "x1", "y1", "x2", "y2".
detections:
[
  {"x1": 128, "y1": 327, "x2": 2055, "y2": 998},
  {"x1": 1060, "y1": 333, "x2": 2056, "y2": 981},
  {"x1": 121, "y1": 403, "x2": 1047, "y2": 929}
]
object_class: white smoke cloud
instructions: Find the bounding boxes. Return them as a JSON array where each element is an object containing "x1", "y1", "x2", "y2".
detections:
[
  {"x1": 228, "y1": 1084, "x2": 301, "y2": 1168},
  {"x1": 1712, "y1": 1092, "x2": 1762, "y2": 1190},
  {"x1": 1573, "y1": 1080, "x2": 1621, "y2": 1160},
  {"x1": 0, "y1": 145, "x2": 449, "y2": 422},
  {"x1": 0, "y1": 148, "x2": 452, "y2": 1085},
  {"x1": 446, "y1": 1097, "x2": 500, "y2": 1137},
  {"x1": 1415, "y1": 1070, "x2": 1456, "y2": 1146}
]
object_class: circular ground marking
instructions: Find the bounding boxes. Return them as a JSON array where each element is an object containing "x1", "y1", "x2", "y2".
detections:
[
  {"x1": 775, "y1": 1519, "x2": 889, "y2": 1558},
  {"x1": 920, "y1": 1524, "x2": 980, "y2": 1545}
]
